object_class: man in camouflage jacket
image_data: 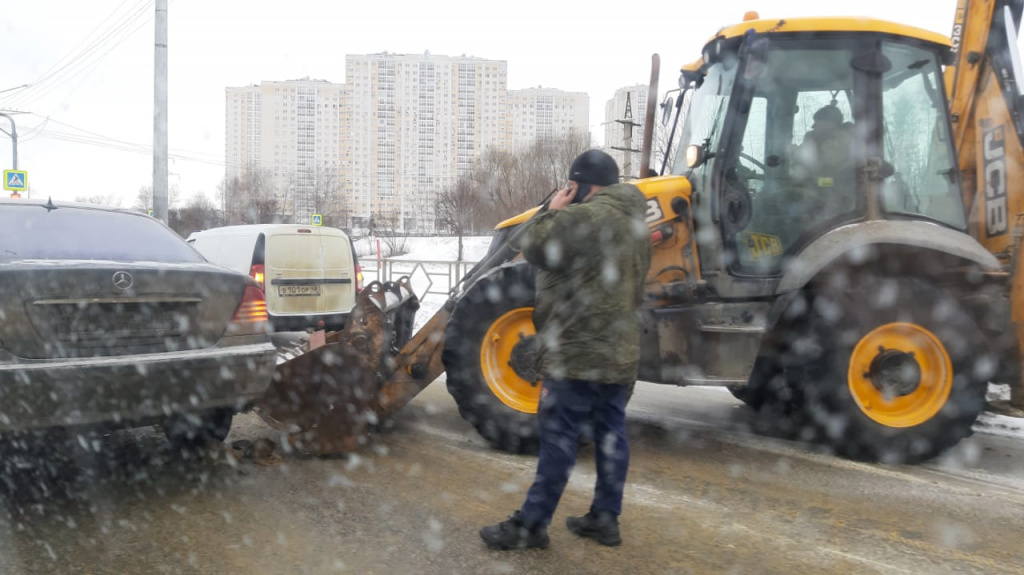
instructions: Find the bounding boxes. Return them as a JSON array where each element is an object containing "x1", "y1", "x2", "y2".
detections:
[{"x1": 480, "y1": 150, "x2": 652, "y2": 550}]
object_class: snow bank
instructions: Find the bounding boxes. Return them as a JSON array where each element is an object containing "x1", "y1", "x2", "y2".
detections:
[{"x1": 352, "y1": 235, "x2": 493, "y2": 262}]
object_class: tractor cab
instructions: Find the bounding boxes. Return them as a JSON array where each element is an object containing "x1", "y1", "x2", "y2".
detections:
[{"x1": 674, "y1": 18, "x2": 966, "y2": 281}]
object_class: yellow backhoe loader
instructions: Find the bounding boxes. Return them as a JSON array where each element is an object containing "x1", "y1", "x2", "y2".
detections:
[{"x1": 259, "y1": 1, "x2": 1024, "y2": 463}]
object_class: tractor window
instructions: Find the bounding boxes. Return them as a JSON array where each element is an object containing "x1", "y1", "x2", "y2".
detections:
[
  {"x1": 880, "y1": 42, "x2": 966, "y2": 230},
  {"x1": 725, "y1": 45, "x2": 859, "y2": 274}
]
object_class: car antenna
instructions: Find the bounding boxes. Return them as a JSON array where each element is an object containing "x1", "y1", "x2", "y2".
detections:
[{"x1": 43, "y1": 196, "x2": 58, "y2": 212}]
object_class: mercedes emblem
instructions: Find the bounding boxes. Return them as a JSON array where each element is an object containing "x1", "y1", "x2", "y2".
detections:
[{"x1": 112, "y1": 271, "x2": 134, "y2": 290}]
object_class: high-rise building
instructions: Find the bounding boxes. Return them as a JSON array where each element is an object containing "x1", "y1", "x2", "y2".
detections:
[
  {"x1": 604, "y1": 84, "x2": 649, "y2": 178},
  {"x1": 224, "y1": 78, "x2": 346, "y2": 224},
  {"x1": 227, "y1": 57, "x2": 594, "y2": 232},
  {"x1": 509, "y1": 87, "x2": 589, "y2": 150},
  {"x1": 225, "y1": 85, "x2": 261, "y2": 183},
  {"x1": 344, "y1": 52, "x2": 508, "y2": 232}
]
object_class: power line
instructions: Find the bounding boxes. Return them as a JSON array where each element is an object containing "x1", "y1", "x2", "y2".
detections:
[
  {"x1": 3, "y1": 0, "x2": 153, "y2": 110},
  {"x1": 0, "y1": 0, "x2": 135, "y2": 101},
  {"x1": 2, "y1": 0, "x2": 149, "y2": 107}
]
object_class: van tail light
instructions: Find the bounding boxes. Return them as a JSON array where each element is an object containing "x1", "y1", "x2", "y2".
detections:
[
  {"x1": 355, "y1": 264, "x2": 364, "y2": 292},
  {"x1": 249, "y1": 263, "x2": 265, "y2": 291},
  {"x1": 229, "y1": 285, "x2": 269, "y2": 335}
]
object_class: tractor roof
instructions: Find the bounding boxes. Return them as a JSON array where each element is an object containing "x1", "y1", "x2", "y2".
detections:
[{"x1": 683, "y1": 16, "x2": 952, "y2": 72}]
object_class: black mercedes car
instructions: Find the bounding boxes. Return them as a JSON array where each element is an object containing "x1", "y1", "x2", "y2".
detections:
[{"x1": 0, "y1": 198, "x2": 276, "y2": 448}]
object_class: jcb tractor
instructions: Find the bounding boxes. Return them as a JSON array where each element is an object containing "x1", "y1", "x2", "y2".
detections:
[{"x1": 260, "y1": 0, "x2": 1024, "y2": 463}]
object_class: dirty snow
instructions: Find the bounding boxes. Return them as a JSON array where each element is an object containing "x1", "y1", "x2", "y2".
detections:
[{"x1": 976, "y1": 384, "x2": 1024, "y2": 439}]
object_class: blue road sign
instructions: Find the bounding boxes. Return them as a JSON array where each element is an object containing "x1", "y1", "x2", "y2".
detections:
[
  {"x1": 312, "y1": 214, "x2": 323, "y2": 226},
  {"x1": 4, "y1": 170, "x2": 27, "y2": 192}
]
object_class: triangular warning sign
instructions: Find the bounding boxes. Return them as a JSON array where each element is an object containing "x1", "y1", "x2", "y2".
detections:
[{"x1": 7, "y1": 174, "x2": 23, "y2": 187}]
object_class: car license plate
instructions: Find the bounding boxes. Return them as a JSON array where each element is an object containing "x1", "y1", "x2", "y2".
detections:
[{"x1": 278, "y1": 284, "x2": 321, "y2": 297}]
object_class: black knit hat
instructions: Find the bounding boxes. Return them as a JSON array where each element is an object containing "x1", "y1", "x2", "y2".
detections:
[{"x1": 568, "y1": 150, "x2": 620, "y2": 186}]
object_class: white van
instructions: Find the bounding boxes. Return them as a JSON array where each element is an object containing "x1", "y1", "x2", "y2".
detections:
[{"x1": 187, "y1": 224, "x2": 362, "y2": 331}]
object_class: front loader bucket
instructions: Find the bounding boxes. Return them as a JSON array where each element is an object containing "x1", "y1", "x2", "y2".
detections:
[{"x1": 256, "y1": 279, "x2": 419, "y2": 454}]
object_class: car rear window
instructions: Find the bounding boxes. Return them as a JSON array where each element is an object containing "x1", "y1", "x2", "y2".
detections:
[{"x1": 0, "y1": 205, "x2": 204, "y2": 263}]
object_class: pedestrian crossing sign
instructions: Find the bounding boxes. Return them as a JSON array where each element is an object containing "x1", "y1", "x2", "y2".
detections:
[
  {"x1": 311, "y1": 214, "x2": 323, "y2": 226},
  {"x1": 4, "y1": 170, "x2": 27, "y2": 192}
]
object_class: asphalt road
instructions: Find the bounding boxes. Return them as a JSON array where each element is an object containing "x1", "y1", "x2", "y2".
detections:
[{"x1": 1, "y1": 380, "x2": 1023, "y2": 575}]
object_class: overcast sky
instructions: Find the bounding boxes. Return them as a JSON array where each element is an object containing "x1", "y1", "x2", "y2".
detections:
[{"x1": 0, "y1": 0, "x2": 996, "y2": 206}]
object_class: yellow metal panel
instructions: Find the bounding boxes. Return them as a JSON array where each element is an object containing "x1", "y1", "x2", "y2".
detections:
[
  {"x1": 494, "y1": 176, "x2": 702, "y2": 298},
  {"x1": 709, "y1": 17, "x2": 952, "y2": 48},
  {"x1": 495, "y1": 206, "x2": 541, "y2": 230}
]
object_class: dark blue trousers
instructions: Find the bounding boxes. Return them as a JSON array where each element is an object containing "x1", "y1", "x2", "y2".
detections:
[{"x1": 519, "y1": 378, "x2": 630, "y2": 528}]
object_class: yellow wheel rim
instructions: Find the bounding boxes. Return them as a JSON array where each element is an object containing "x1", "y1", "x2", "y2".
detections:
[
  {"x1": 480, "y1": 307, "x2": 541, "y2": 414},
  {"x1": 847, "y1": 322, "x2": 953, "y2": 428}
]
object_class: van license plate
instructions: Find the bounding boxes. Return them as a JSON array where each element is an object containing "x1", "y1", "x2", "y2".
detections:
[{"x1": 278, "y1": 285, "x2": 321, "y2": 297}]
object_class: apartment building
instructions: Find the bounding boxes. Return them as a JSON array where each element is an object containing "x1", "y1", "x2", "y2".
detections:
[
  {"x1": 224, "y1": 78, "x2": 346, "y2": 224},
  {"x1": 227, "y1": 55, "x2": 596, "y2": 232},
  {"x1": 344, "y1": 52, "x2": 508, "y2": 232},
  {"x1": 508, "y1": 87, "x2": 589, "y2": 150}
]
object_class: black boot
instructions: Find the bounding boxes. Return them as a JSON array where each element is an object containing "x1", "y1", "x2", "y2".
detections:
[
  {"x1": 480, "y1": 511, "x2": 550, "y2": 550},
  {"x1": 566, "y1": 510, "x2": 621, "y2": 546}
]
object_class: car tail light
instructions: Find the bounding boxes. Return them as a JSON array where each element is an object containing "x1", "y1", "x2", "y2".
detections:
[
  {"x1": 249, "y1": 263, "x2": 265, "y2": 291},
  {"x1": 355, "y1": 264, "x2": 364, "y2": 292},
  {"x1": 229, "y1": 285, "x2": 268, "y2": 335}
]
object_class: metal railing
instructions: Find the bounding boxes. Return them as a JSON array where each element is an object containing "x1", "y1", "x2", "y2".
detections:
[{"x1": 363, "y1": 258, "x2": 479, "y2": 299}]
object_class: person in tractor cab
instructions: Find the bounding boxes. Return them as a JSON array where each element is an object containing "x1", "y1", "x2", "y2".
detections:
[
  {"x1": 479, "y1": 150, "x2": 652, "y2": 550},
  {"x1": 791, "y1": 104, "x2": 855, "y2": 183}
]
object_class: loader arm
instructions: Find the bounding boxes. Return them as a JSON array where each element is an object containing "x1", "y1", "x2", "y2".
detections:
[
  {"x1": 260, "y1": 214, "x2": 543, "y2": 454},
  {"x1": 946, "y1": 0, "x2": 1024, "y2": 411},
  {"x1": 946, "y1": 0, "x2": 1024, "y2": 252}
]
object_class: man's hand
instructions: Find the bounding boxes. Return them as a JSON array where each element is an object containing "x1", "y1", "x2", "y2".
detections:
[{"x1": 548, "y1": 185, "x2": 575, "y2": 211}]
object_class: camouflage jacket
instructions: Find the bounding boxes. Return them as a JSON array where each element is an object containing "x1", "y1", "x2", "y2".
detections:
[{"x1": 521, "y1": 183, "x2": 652, "y2": 385}]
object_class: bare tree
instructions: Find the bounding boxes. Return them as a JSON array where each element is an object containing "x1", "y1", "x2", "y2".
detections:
[
  {"x1": 308, "y1": 167, "x2": 347, "y2": 228},
  {"x1": 436, "y1": 176, "x2": 481, "y2": 262},
  {"x1": 473, "y1": 129, "x2": 594, "y2": 227},
  {"x1": 132, "y1": 185, "x2": 181, "y2": 212},
  {"x1": 220, "y1": 168, "x2": 281, "y2": 224},
  {"x1": 368, "y1": 210, "x2": 408, "y2": 257},
  {"x1": 169, "y1": 192, "x2": 221, "y2": 238},
  {"x1": 74, "y1": 193, "x2": 124, "y2": 207}
]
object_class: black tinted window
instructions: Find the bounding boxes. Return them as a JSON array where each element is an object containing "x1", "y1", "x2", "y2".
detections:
[{"x1": 0, "y1": 205, "x2": 204, "y2": 263}]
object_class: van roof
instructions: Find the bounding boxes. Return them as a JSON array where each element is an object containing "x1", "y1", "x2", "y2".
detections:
[{"x1": 189, "y1": 224, "x2": 349, "y2": 239}]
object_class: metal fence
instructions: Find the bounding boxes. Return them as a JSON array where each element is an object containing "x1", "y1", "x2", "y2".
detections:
[{"x1": 363, "y1": 258, "x2": 480, "y2": 300}]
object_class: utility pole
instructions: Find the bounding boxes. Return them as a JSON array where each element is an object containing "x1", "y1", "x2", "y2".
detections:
[
  {"x1": 639, "y1": 54, "x2": 660, "y2": 177},
  {"x1": 153, "y1": 0, "x2": 169, "y2": 223},
  {"x1": 0, "y1": 113, "x2": 17, "y2": 170},
  {"x1": 611, "y1": 93, "x2": 641, "y2": 180}
]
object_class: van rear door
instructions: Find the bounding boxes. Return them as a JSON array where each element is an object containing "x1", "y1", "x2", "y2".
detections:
[
  {"x1": 320, "y1": 233, "x2": 356, "y2": 314},
  {"x1": 264, "y1": 229, "x2": 355, "y2": 317},
  {"x1": 265, "y1": 229, "x2": 326, "y2": 317}
]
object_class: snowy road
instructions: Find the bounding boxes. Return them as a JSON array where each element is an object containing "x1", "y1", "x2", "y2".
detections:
[{"x1": 1, "y1": 379, "x2": 1023, "y2": 574}]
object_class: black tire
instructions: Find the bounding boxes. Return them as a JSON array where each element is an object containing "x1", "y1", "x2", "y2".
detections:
[
  {"x1": 793, "y1": 275, "x2": 992, "y2": 463},
  {"x1": 163, "y1": 408, "x2": 234, "y2": 454},
  {"x1": 443, "y1": 263, "x2": 541, "y2": 454}
]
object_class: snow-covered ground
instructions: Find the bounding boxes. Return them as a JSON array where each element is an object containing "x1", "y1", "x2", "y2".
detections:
[
  {"x1": 977, "y1": 384, "x2": 1024, "y2": 439},
  {"x1": 356, "y1": 236, "x2": 493, "y2": 331},
  {"x1": 358, "y1": 235, "x2": 1024, "y2": 441}
]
